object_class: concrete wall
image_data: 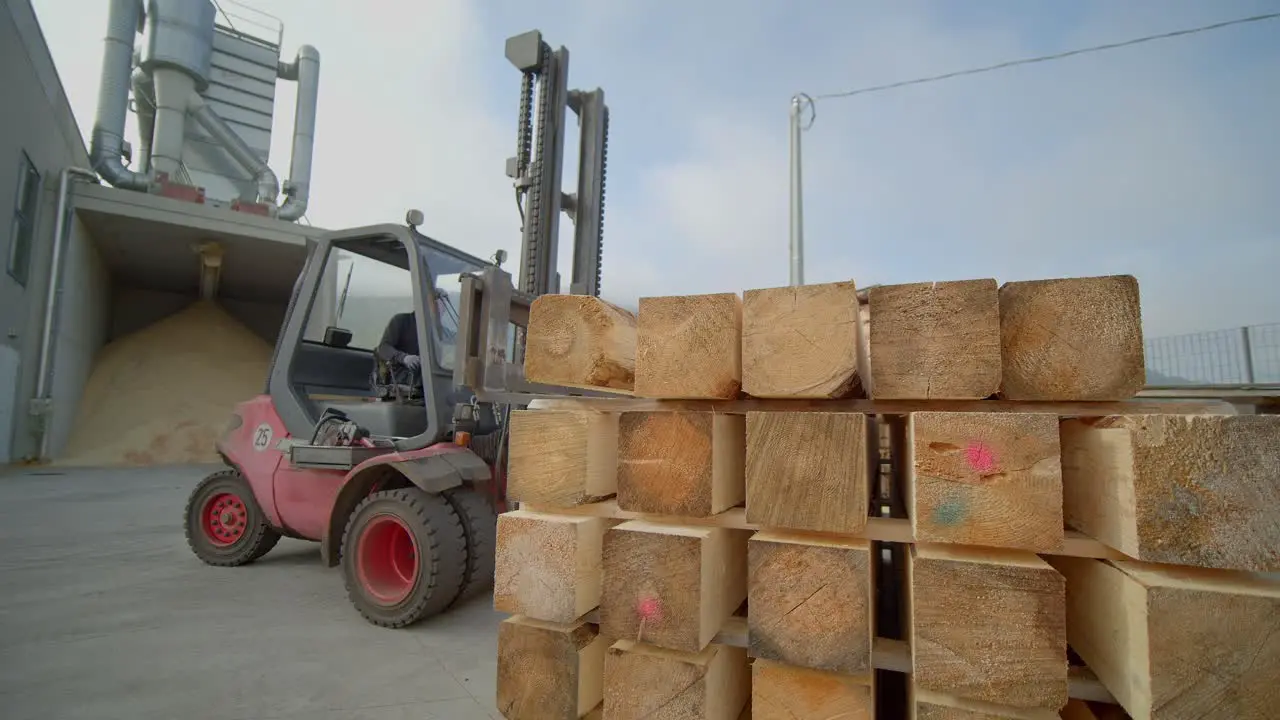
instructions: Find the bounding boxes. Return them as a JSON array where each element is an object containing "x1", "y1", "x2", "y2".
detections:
[{"x1": 0, "y1": 0, "x2": 108, "y2": 462}]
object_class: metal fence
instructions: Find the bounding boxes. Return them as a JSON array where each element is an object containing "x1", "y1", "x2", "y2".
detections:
[{"x1": 1145, "y1": 323, "x2": 1280, "y2": 386}]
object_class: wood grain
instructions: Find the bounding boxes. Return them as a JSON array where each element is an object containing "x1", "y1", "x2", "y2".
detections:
[
  {"x1": 525, "y1": 294, "x2": 637, "y2": 392},
  {"x1": 617, "y1": 411, "x2": 745, "y2": 517},
  {"x1": 507, "y1": 410, "x2": 618, "y2": 506},
  {"x1": 1049, "y1": 556, "x2": 1280, "y2": 720},
  {"x1": 494, "y1": 510, "x2": 615, "y2": 623},
  {"x1": 1061, "y1": 414, "x2": 1280, "y2": 572},
  {"x1": 603, "y1": 640, "x2": 750, "y2": 720},
  {"x1": 600, "y1": 520, "x2": 750, "y2": 653},
  {"x1": 998, "y1": 275, "x2": 1145, "y2": 401},
  {"x1": 914, "y1": 686, "x2": 1060, "y2": 719},
  {"x1": 910, "y1": 412, "x2": 1064, "y2": 552},
  {"x1": 746, "y1": 411, "x2": 870, "y2": 534},
  {"x1": 748, "y1": 530, "x2": 873, "y2": 674},
  {"x1": 634, "y1": 293, "x2": 742, "y2": 399},
  {"x1": 497, "y1": 615, "x2": 607, "y2": 719},
  {"x1": 869, "y1": 280, "x2": 1001, "y2": 400},
  {"x1": 752, "y1": 659, "x2": 873, "y2": 720},
  {"x1": 742, "y1": 281, "x2": 864, "y2": 399},
  {"x1": 909, "y1": 544, "x2": 1068, "y2": 710}
]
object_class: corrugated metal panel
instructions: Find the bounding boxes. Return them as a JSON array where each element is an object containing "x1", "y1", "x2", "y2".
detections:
[{"x1": 182, "y1": 26, "x2": 280, "y2": 203}]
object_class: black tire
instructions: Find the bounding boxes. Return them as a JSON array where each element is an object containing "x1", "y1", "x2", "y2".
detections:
[
  {"x1": 184, "y1": 469, "x2": 281, "y2": 567},
  {"x1": 340, "y1": 487, "x2": 466, "y2": 628},
  {"x1": 443, "y1": 487, "x2": 497, "y2": 606}
]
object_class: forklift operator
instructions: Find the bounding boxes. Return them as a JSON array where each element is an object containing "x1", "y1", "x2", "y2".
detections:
[{"x1": 375, "y1": 311, "x2": 421, "y2": 371}]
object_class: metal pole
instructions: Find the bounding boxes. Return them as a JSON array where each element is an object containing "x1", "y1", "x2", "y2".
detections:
[
  {"x1": 789, "y1": 95, "x2": 805, "y2": 286},
  {"x1": 1241, "y1": 326, "x2": 1256, "y2": 384},
  {"x1": 35, "y1": 167, "x2": 96, "y2": 460}
]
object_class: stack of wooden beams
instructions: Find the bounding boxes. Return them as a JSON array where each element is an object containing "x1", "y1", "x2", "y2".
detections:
[{"x1": 492, "y1": 275, "x2": 1280, "y2": 720}]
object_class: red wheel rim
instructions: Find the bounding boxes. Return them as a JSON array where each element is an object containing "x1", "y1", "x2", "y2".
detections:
[
  {"x1": 356, "y1": 514, "x2": 419, "y2": 605},
  {"x1": 202, "y1": 492, "x2": 248, "y2": 546}
]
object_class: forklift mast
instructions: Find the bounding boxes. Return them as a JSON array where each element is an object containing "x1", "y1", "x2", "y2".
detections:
[
  {"x1": 505, "y1": 29, "x2": 608, "y2": 301},
  {"x1": 452, "y1": 30, "x2": 611, "y2": 401}
]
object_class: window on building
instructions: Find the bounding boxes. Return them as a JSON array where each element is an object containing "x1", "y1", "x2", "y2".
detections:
[{"x1": 7, "y1": 153, "x2": 41, "y2": 286}]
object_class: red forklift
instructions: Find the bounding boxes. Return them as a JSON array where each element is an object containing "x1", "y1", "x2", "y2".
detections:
[{"x1": 182, "y1": 30, "x2": 612, "y2": 627}]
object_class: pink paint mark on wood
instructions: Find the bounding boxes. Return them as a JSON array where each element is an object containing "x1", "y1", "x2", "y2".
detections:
[
  {"x1": 966, "y1": 442, "x2": 996, "y2": 473},
  {"x1": 636, "y1": 596, "x2": 664, "y2": 623}
]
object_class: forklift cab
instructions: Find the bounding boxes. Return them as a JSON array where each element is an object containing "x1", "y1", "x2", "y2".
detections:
[{"x1": 268, "y1": 222, "x2": 488, "y2": 451}]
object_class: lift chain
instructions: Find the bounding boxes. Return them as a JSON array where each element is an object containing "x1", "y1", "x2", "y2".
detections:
[
  {"x1": 515, "y1": 71, "x2": 533, "y2": 183},
  {"x1": 595, "y1": 105, "x2": 609, "y2": 296},
  {"x1": 523, "y1": 41, "x2": 552, "y2": 295}
]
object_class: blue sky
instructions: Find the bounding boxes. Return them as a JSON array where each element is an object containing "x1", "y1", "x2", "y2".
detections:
[{"x1": 32, "y1": 0, "x2": 1280, "y2": 337}]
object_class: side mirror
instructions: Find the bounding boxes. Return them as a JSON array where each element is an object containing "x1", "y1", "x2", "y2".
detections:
[{"x1": 324, "y1": 326, "x2": 353, "y2": 348}]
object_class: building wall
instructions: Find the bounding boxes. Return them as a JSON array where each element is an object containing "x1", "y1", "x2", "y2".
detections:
[
  {"x1": 45, "y1": 213, "x2": 110, "y2": 456},
  {"x1": 0, "y1": 0, "x2": 109, "y2": 462}
]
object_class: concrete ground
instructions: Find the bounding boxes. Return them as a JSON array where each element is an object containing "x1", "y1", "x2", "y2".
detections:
[{"x1": 0, "y1": 464, "x2": 504, "y2": 720}]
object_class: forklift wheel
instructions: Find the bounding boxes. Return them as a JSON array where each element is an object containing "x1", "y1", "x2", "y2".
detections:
[
  {"x1": 340, "y1": 487, "x2": 466, "y2": 628},
  {"x1": 184, "y1": 469, "x2": 281, "y2": 567},
  {"x1": 444, "y1": 488, "x2": 497, "y2": 607}
]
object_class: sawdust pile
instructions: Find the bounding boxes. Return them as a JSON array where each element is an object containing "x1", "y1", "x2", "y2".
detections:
[{"x1": 60, "y1": 301, "x2": 272, "y2": 467}]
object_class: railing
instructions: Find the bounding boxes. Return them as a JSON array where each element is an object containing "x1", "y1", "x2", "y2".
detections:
[
  {"x1": 1145, "y1": 322, "x2": 1280, "y2": 386},
  {"x1": 211, "y1": 0, "x2": 284, "y2": 49}
]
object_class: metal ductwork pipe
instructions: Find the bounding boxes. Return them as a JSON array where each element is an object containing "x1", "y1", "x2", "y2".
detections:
[
  {"x1": 130, "y1": 66, "x2": 156, "y2": 174},
  {"x1": 149, "y1": 67, "x2": 195, "y2": 176},
  {"x1": 90, "y1": 0, "x2": 152, "y2": 190},
  {"x1": 276, "y1": 45, "x2": 320, "y2": 221},
  {"x1": 188, "y1": 93, "x2": 280, "y2": 203}
]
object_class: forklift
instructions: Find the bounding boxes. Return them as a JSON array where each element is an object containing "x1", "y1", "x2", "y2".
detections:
[{"x1": 182, "y1": 30, "x2": 611, "y2": 627}]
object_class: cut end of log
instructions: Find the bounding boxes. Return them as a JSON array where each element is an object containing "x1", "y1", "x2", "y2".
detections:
[
  {"x1": 748, "y1": 530, "x2": 873, "y2": 674},
  {"x1": 746, "y1": 411, "x2": 870, "y2": 534},
  {"x1": 507, "y1": 410, "x2": 619, "y2": 506},
  {"x1": 600, "y1": 520, "x2": 749, "y2": 653},
  {"x1": 1050, "y1": 555, "x2": 1280, "y2": 720},
  {"x1": 617, "y1": 411, "x2": 745, "y2": 517},
  {"x1": 909, "y1": 544, "x2": 1068, "y2": 710},
  {"x1": 909, "y1": 412, "x2": 1064, "y2": 552},
  {"x1": 494, "y1": 510, "x2": 613, "y2": 623},
  {"x1": 869, "y1": 280, "x2": 1001, "y2": 400},
  {"x1": 1061, "y1": 414, "x2": 1280, "y2": 572},
  {"x1": 525, "y1": 294, "x2": 638, "y2": 391},
  {"x1": 742, "y1": 281, "x2": 863, "y2": 399},
  {"x1": 604, "y1": 640, "x2": 750, "y2": 720},
  {"x1": 998, "y1": 275, "x2": 1145, "y2": 402},
  {"x1": 497, "y1": 615, "x2": 607, "y2": 720},
  {"x1": 634, "y1": 293, "x2": 743, "y2": 399}
]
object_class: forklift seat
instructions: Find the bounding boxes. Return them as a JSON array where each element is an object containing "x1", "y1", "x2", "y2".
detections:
[{"x1": 318, "y1": 401, "x2": 429, "y2": 440}]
